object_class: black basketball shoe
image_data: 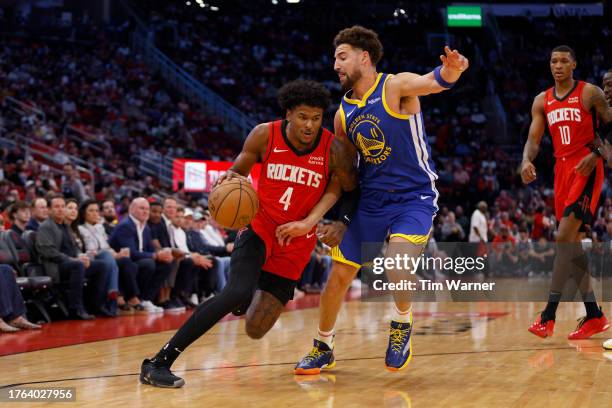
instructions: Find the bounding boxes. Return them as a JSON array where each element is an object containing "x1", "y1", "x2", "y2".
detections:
[{"x1": 139, "y1": 359, "x2": 185, "y2": 388}]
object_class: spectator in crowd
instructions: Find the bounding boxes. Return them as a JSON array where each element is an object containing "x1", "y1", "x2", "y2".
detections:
[
  {"x1": 6, "y1": 201, "x2": 32, "y2": 267},
  {"x1": 441, "y1": 212, "x2": 465, "y2": 241},
  {"x1": 109, "y1": 197, "x2": 174, "y2": 313},
  {"x1": 36, "y1": 195, "x2": 109, "y2": 320},
  {"x1": 61, "y1": 163, "x2": 88, "y2": 203},
  {"x1": 170, "y1": 208, "x2": 214, "y2": 307},
  {"x1": 529, "y1": 237, "x2": 555, "y2": 276},
  {"x1": 184, "y1": 210, "x2": 222, "y2": 297},
  {"x1": 469, "y1": 201, "x2": 489, "y2": 244},
  {"x1": 26, "y1": 197, "x2": 49, "y2": 231},
  {"x1": 77, "y1": 199, "x2": 140, "y2": 314},
  {"x1": 0, "y1": 264, "x2": 41, "y2": 332},
  {"x1": 516, "y1": 227, "x2": 533, "y2": 275},
  {"x1": 0, "y1": 225, "x2": 17, "y2": 267},
  {"x1": 187, "y1": 211, "x2": 231, "y2": 295},
  {"x1": 199, "y1": 210, "x2": 233, "y2": 287},
  {"x1": 64, "y1": 198, "x2": 116, "y2": 316},
  {"x1": 455, "y1": 205, "x2": 470, "y2": 238},
  {"x1": 8, "y1": 200, "x2": 30, "y2": 235},
  {"x1": 148, "y1": 199, "x2": 188, "y2": 311},
  {"x1": 491, "y1": 225, "x2": 518, "y2": 275},
  {"x1": 63, "y1": 200, "x2": 115, "y2": 312},
  {"x1": 469, "y1": 201, "x2": 489, "y2": 261},
  {"x1": 200, "y1": 210, "x2": 233, "y2": 256},
  {"x1": 101, "y1": 199, "x2": 118, "y2": 236}
]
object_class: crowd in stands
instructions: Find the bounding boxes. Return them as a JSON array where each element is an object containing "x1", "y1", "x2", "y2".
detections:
[
  {"x1": 0, "y1": 192, "x2": 239, "y2": 330},
  {"x1": 0, "y1": 29, "x2": 240, "y2": 205}
]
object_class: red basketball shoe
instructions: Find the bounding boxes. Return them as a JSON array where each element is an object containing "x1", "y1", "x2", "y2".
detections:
[
  {"x1": 567, "y1": 314, "x2": 610, "y2": 340},
  {"x1": 528, "y1": 315, "x2": 555, "y2": 338}
]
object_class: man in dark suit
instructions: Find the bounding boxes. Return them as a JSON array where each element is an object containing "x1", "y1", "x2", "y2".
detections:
[
  {"x1": 109, "y1": 197, "x2": 173, "y2": 313},
  {"x1": 148, "y1": 198, "x2": 196, "y2": 310},
  {"x1": 36, "y1": 195, "x2": 108, "y2": 320},
  {"x1": 6, "y1": 201, "x2": 31, "y2": 267},
  {"x1": 26, "y1": 198, "x2": 49, "y2": 232}
]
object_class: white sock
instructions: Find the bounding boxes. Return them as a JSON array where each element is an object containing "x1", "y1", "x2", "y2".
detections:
[
  {"x1": 392, "y1": 305, "x2": 412, "y2": 323},
  {"x1": 317, "y1": 327, "x2": 335, "y2": 348}
]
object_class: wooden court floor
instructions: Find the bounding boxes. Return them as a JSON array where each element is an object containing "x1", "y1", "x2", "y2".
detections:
[{"x1": 1, "y1": 299, "x2": 611, "y2": 407}]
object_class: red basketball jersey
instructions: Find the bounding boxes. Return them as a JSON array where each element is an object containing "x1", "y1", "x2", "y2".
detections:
[
  {"x1": 543, "y1": 80, "x2": 595, "y2": 158},
  {"x1": 252, "y1": 120, "x2": 334, "y2": 226}
]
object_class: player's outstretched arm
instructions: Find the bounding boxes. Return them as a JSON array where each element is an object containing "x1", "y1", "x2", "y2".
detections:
[
  {"x1": 387, "y1": 46, "x2": 469, "y2": 97},
  {"x1": 215, "y1": 123, "x2": 268, "y2": 186},
  {"x1": 520, "y1": 93, "x2": 546, "y2": 184}
]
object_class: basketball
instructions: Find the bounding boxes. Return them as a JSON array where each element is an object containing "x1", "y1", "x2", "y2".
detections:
[{"x1": 209, "y1": 177, "x2": 259, "y2": 229}]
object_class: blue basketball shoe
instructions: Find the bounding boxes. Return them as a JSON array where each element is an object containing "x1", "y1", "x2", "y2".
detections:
[
  {"x1": 294, "y1": 339, "x2": 336, "y2": 375},
  {"x1": 385, "y1": 312, "x2": 413, "y2": 371}
]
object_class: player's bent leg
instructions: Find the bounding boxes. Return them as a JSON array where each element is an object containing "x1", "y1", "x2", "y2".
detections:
[
  {"x1": 245, "y1": 290, "x2": 284, "y2": 339},
  {"x1": 140, "y1": 227, "x2": 267, "y2": 388},
  {"x1": 294, "y1": 260, "x2": 359, "y2": 375},
  {"x1": 383, "y1": 235, "x2": 426, "y2": 372}
]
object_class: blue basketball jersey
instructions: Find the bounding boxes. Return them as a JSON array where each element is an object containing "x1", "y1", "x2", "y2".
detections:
[{"x1": 339, "y1": 73, "x2": 439, "y2": 207}]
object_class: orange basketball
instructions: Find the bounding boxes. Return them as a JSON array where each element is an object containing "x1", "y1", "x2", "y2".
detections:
[{"x1": 209, "y1": 177, "x2": 259, "y2": 229}]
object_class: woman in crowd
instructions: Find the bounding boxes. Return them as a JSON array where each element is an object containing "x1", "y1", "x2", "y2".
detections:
[
  {"x1": 64, "y1": 199, "x2": 115, "y2": 316},
  {"x1": 77, "y1": 199, "x2": 145, "y2": 314}
]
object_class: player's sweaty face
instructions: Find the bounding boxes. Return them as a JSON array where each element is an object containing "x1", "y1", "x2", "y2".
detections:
[
  {"x1": 549, "y1": 52, "x2": 575, "y2": 81},
  {"x1": 334, "y1": 44, "x2": 362, "y2": 91},
  {"x1": 287, "y1": 105, "x2": 323, "y2": 147},
  {"x1": 603, "y1": 73, "x2": 612, "y2": 105}
]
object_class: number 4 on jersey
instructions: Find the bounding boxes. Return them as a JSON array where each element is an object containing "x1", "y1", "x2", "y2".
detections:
[{"x1": 279, "y1": 187, "x2": 294, "y2": 211}]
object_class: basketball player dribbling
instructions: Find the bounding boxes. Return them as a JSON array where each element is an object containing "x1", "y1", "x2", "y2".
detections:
[
  {"x1": 139, "y1": 80, "x2": 357, "y2": 388},
  {"x1": 521, "y1": 46, "x2": 611, "y2": 340},
  {"x1": 294, "y1": 26, "x2": 469, "y2": 374}
]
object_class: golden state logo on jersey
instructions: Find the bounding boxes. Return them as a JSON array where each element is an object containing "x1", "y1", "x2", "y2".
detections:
[{"x1": 348, "y1": 113, "x2": 392, "y2": 164}]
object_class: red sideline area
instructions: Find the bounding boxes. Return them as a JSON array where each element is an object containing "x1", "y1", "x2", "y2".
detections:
[{"x1": 0, "y1": 290, "x2": 359, "y2": 356}]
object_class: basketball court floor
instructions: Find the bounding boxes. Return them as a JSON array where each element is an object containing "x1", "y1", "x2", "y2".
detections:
[{"x1": 1, "y1": 289, "x2": 611, "y2": 407}]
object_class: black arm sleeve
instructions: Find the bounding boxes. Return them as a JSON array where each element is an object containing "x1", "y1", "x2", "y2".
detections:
[{"x1": 337, "y1": 187, "x2": 360, "y2": 225}]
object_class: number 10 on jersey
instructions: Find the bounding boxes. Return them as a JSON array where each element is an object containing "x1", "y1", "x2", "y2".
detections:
[
  {"x1": 279, "y1": 187, "x2": 293, "y2": 211},
  {"x1": 559, "y1": 126, "x2": 571, "y2": 145}
]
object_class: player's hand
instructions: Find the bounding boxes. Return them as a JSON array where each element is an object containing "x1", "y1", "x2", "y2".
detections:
[
  {"x1": 316, "y1": 221, "x2": 347, "y2": 248},
  {"x1": 214, "y1": 169, "x2": 246, "y2": 188},
  {"x1": 440, "y1": 46, "x2": 469, "y2": 73},
  {"x1": 520, "y1": 160, "x2": 537, "y2": 184},
  {"x1": 575, "y1": 152, "x2": 598, "y2": 176},
  {"x1": 275, "y1": 221, "x2": 314, "y2": 246}
]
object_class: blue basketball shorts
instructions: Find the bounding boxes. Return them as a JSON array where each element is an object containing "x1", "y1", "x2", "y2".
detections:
[{"x1": 331, "y1": 187, "x2": 437, "y2": 268}]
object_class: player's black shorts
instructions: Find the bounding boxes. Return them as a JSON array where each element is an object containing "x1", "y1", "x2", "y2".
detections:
[
  {"x1": 258, "y1": 270, "x2": 296, "y2": 305},
  {"x1": 232, "y1": 226, "x2": 297, "y2": 306}
]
